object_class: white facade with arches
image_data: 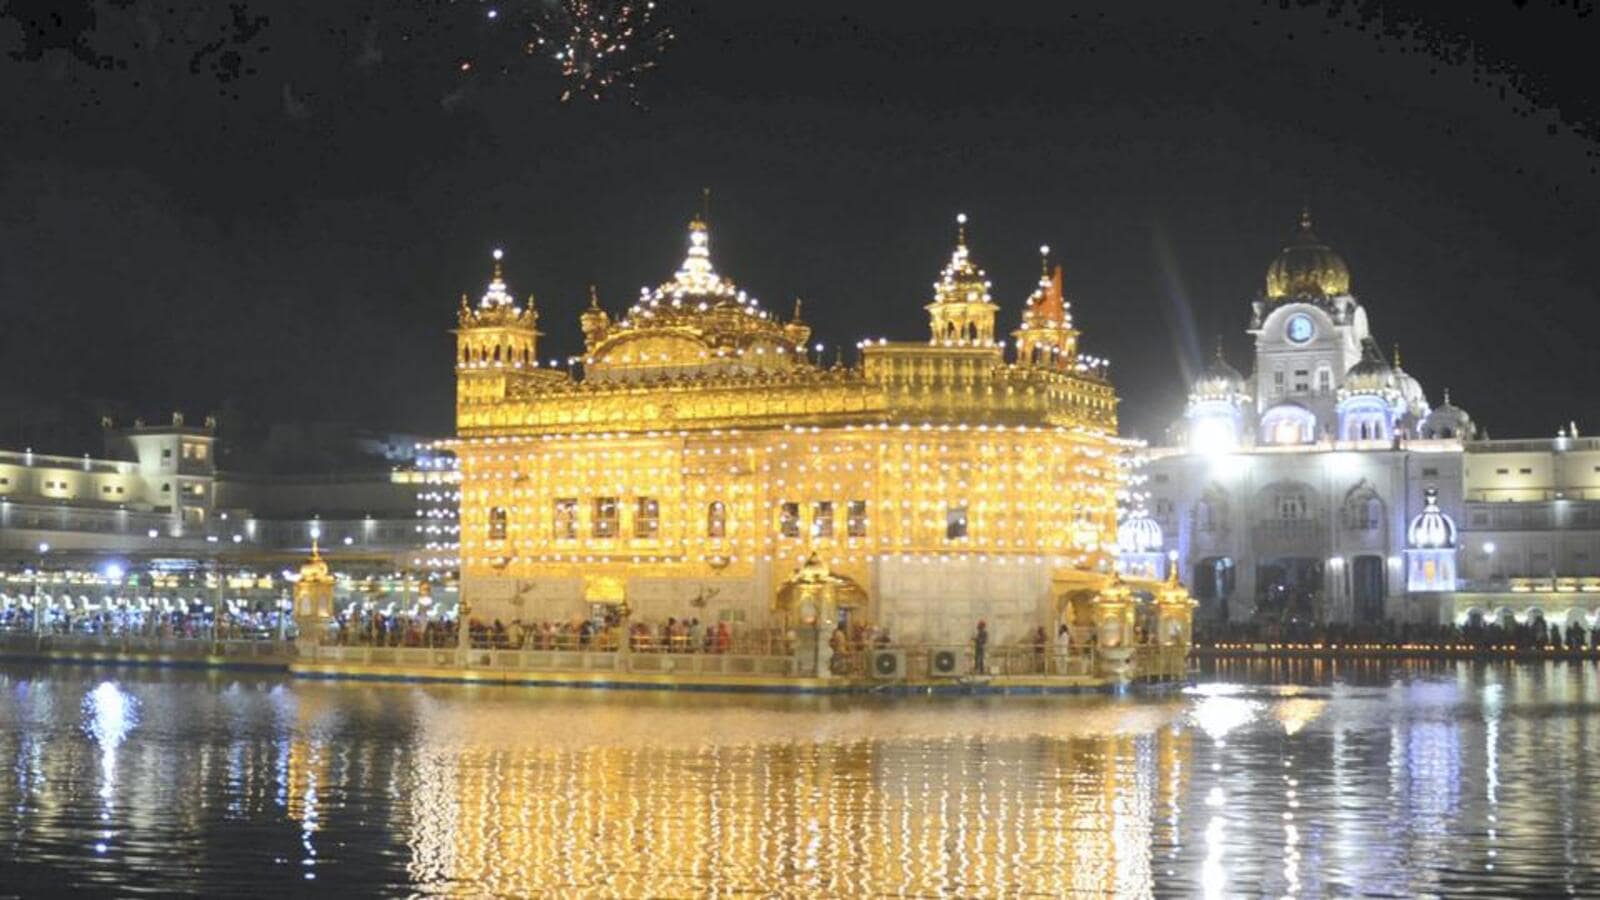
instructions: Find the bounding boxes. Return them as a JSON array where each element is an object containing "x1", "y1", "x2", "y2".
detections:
[{"x1": 1146, "y1": 211, "x2": 1600, "y2": 625}]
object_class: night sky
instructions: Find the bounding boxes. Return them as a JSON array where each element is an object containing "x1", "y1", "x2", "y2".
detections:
[{"x1": 2, "y1": 1, "x2": 1597, "y2": 449}]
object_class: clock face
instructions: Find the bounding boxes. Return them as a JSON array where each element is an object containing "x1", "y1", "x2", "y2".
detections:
[{"x1": 1285, "y1": 313, "x2": 1315, "y2": 345}]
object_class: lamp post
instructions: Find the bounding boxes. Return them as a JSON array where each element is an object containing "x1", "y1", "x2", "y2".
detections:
[
  {"x1": 456, "y1": 591, "x2": 473, "y2": 663},
  {"x1": 33, "y1": 542, "x2": 48, "y2": 638},
  {"x1": 277, "y1": 590, "x2": 291, "y2": 644},
  {"x1": 617, "y1": 597, "x2": 632, "y2": 672}
]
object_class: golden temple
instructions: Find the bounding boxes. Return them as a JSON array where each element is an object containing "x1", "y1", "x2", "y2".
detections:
[{"x1": 451, "y1": 211, "x2": 1132, "y2": 650}]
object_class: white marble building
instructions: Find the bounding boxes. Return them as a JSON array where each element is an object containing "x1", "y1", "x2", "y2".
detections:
[{"x1": 1131, "y1": 211, "x2": 1600, "y2": 628}]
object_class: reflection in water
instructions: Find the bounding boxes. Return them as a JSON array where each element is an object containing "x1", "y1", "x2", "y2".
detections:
[
  {"x1": 1, "y1": 661, "x2": 1600, "y2": 894},
  {"x1": 83, "y1": 680, "x2": 138, "y2": 857}
]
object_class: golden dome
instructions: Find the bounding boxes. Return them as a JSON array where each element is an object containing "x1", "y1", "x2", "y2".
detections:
[
  {"x1": 298, "y1": 539, "x2": 334, "y2": 585},
  {"x1": 1265, "y1": 208, "x2": 1350, "y2": 301}
]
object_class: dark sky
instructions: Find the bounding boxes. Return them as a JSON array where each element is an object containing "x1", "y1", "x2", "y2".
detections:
[{"x1": 1, "y1": 0, "x2": 1597, "y2": 446}]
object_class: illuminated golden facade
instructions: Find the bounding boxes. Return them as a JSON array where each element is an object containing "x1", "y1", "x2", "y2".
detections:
[{"x1": 452, "y1": 213, "x2": 1125, "y2": 644}]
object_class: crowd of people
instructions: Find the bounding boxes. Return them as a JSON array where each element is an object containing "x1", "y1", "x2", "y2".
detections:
[
  {"x1": 449, "y1": 610, "x2": 784, "y2": 656},
  {"x1": 0, "y1": 605, "x2": 287, "y2": 641},
  {"x1": 1197, "y1": 617, "x2": 1600, "y2": 652}
]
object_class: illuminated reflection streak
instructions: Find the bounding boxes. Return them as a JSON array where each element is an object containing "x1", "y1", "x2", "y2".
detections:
[
  {"x1": 82, "y1": 681, "x2": 138, "y2": 856},
  {"x1": 390, "y1": 729, "x2": 1184, "y2": 896},
  {"x1": 1483, "y1": 681, "x2": 1500, "y2": 873}
]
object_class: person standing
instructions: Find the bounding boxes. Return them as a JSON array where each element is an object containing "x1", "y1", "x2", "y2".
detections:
[
  {"x1": 973, "y1": 621, "x2": 989, "y2": 675},
  {"x1": 1055, "y1": 623, "x2": 1073, "y2": 675}
]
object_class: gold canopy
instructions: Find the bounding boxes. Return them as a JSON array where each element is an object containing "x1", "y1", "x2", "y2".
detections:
[{"x1": 774, "y1": 553, "x2": 867, "y2": 614}]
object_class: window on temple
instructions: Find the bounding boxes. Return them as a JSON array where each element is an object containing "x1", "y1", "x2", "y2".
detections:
[
  {"x1": 593, "y1": 497, "x2": 619, "y2": 538},
  {"x1": 779, "y1": 502, "x2": 800, "y2": 538},
  {"x1": 946, "y1": 504, "x2": 969, "y2": 540},
  {"x1": 707, "y1": 501, "x2": 727, "y2": 538},
  {"x1": 1276, "y1": 494, "x2": 1307, "y2": 520},
  {"x1": 488, "y1": 506, "x2": 508, "y2": 540},
  {"x1": 635, "y1": 497, "x2": 660, "y2": 538},
  {"x1": 846, "y1": 500, "x2": 868, "y2": 537},
  {"x1": 553, "y1": 498, "x2": 577, "y2": 540},
  {"x1": 812, "y1": 501, "x2": 834, "y2": 538},
  {"x1": 1343, "y1": 493, "x2": 1382, "y2": 530}
]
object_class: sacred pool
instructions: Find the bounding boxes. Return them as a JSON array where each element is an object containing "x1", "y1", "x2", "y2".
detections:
[{"x1": 3, "y1": 658, "x2": 1598, "y2": 895}]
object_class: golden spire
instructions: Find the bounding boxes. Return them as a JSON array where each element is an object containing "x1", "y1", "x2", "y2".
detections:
[
  {"x1": 791, "y1": 297, "x2": 804, "y2": 322},
  {"x1": 1299, "y1": 203, "x2": 1314, "y2": 232},
  {"x1": 298, "y1": 535, "x2": 332, "y2": 584},
  {"x1": 479, "y1": 248, "x2": 514, "y2": 308},
  {"x1": 955, "y1": 212, "x2": 968, "y2": 248},
  {"x1": 580, "y1": 284, "x2": 611, "y2": 346},
  {"x1": 1392, "y1": 343, "x2": 1402, "y2": 367}
]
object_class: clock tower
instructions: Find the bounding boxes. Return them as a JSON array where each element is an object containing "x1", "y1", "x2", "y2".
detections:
[{"x1": 1247, "y1": 208, "x2": 1369, "y2": 443}]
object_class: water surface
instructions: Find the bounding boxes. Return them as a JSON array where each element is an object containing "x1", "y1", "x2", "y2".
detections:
[{"x1": 2, "y1": 659, "x2": 1598, "y2": 896}]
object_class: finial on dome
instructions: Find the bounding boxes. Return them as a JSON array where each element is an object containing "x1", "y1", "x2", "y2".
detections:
[
  {"x1": 587, "y1": 284, "x2": 601, "y2": 310},
  {"x1": 478, "y1": 249, "x2": 515, "y2": 308},
  {"x1": 956, "y1": 212, "x2": 968, "y2": 247},
  {"x1": 700, "y1": 186, "x2": 711, "y2": 222},
  {"x1": 791, "y1": 297, "x2": 804, "y2": 322},
  {"x1": 1039, "y1": 244, "x2": 1051, "y2": 277},
  {"x1": 1299, "y1": 203, "x2": 1314, "y2": 231},
  {"x1": 1392, "y1": 343, "x2": 1402, "y2": 367},
  {"x1": 1442, "y1": 387, "x2": 1451, "y2": 405}
]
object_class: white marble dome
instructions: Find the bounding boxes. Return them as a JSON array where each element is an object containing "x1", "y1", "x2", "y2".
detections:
[
  {"x1": 1420, "y1": 391, "x2": 1474, "y2": 440},
  {"x1": 1117, "y1": 513, "x2": 1164, "y2": 554},
  {"x1": 1407, "y1": 487, "x2": 1457, "y2": 548}
]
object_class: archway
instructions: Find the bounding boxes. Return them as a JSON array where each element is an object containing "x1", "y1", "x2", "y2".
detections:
[
  {"x1": 1192, "y1": 557, "x2": 1236, "y2": 622},
  {"x1": 1255, "y1": 557, "x2": 1324, "y2": 623},
  {"x1": 1352, "y1": 555, "x2": 1386, "y2": 623}
]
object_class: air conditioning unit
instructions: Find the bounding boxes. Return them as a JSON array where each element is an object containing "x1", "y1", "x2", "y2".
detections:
[
  {"x1": 871, "y1": 649, "x2": 905, "y2": 680},
  {"x1": 930, "y1": 648, "x2": 962, "y2": 677}
]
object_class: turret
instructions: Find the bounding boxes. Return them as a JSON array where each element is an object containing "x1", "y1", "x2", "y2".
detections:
[
  {"x1": 579, "y1": 284, "x2": 611, "y2": 353},
  {"x1": 1011, "y1": 244, "x2": 1078, "y2": 369},
  {"x1": 925, "y1": 213, "x2": 999, "y2": 345},
  {"x1": 783, "y1": 298, "x2": 813, "y2": 353},
  {"x1": 454, "y1": 249, "x2": 559, "y2": 413},
  {"x1": 1182, "y1": 338, "x2": 1253, "y2": 453},
  {"x1": 1335, "y1": 337, "x2": 1404, "y2": 443}
]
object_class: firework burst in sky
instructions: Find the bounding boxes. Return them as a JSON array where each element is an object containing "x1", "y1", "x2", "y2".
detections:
[
  {"x1": 539, "y1": 1, "x2": 673, "y2": 104},
  {"x1": 469, "y1": 0, "x2": 675, "y2": 106}
]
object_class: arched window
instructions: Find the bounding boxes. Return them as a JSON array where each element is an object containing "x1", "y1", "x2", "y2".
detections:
[
  {"x1": 1276, "y1": 493, "x2": 1308, "y2": 520},
  {"x1": 707, "y1": 501, "x2": 726, "y2": 538},
  {"x1": 1342, "y1": 490, "x2": 1384, "y2": 530},
  {"x1": 1261, "y1": 404, "x2": 1316, "y2": 445}
]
